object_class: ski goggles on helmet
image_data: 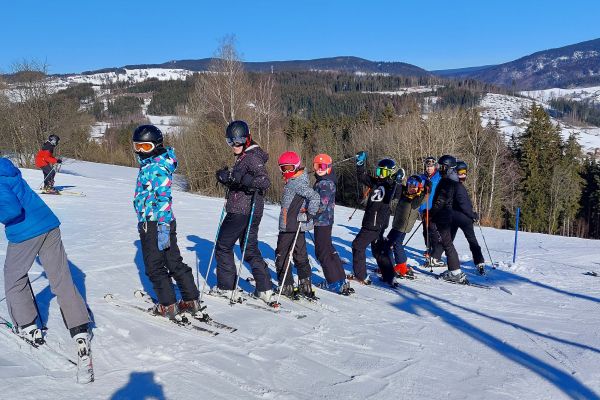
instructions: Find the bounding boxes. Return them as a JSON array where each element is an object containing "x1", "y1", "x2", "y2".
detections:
[
  {"x1": 133, "y1": 141, "x2": 156, "y2": 153},
  {"x1": 226, "y1": 137, "x2": 247, "y2": 147},
  {"x1": 457, "y1": 168, "x2": 468, "y2": 176},
  {"x1": 424, "y1": 157, "x2": 436, "y2": 167},
  {"x1": 375, "y1": 167, "x2": 395, "y2": 178},
  {"x1": 279, "y1": 164, "x2": 296, "y2": 173},
  {"x1": 313, "y1": 162, "x2": 331, "y2": 172}
]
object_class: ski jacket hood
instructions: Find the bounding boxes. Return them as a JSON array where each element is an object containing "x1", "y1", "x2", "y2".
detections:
[{"x1": 0, "y1": 158, "x2": 60, "y2": 243}]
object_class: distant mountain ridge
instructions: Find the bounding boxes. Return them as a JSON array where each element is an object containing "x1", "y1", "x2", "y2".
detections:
[{"x1": 81, "y1": 56, "x2": 430, "y2": 77}]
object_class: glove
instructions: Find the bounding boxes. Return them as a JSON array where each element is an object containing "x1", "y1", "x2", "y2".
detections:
[
  {"x1": 395, "y1": 168, "x2": 405, "y2": 182},
  {"x1": 297, "y1": 212, "x2": 315, "y2": 223},
  {"x1": 216, "y1": 167, "x2": 232, "y2": 186},
  {"x1": 57, "y1": 159, "x2": 63, "y2": 164},
  {"x1": 472, "y1": 212, "x2": 479, "y2": 222},
  {"x1": 157, "y1": 223, "x2": 171, "y2": 251},
  {"x1": 355, "y1": 151, "x2": 367, "y2": 166}
]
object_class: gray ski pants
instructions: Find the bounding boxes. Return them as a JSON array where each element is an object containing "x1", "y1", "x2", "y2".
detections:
[{"x1": 3, "y1": 228, "x2": 90, "y2": 329}]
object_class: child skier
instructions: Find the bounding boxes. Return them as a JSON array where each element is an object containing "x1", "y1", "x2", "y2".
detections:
[
  {"x1": 312, "y1": 154, "x2": 353, "y2": 295},
  {"x1": 275, "y1": 151, "x2": 321, "y2": 299},
  {"x1": 0, "y1": 157, "x2": 93, "y2": 383},
  {"x1": 452, "y1": 161, "x2": 485, "y2": 275},
  {"x1": 350, "y1": 152, "x2": 404, "y2": 285},
  {"x1": 419, "y1": 156, "x2": 443, "y2": 266},
  {"x1": 384, "y1": 174, "x2": 428, "y2": 283},
  {"x1": 214, "y1": 120, "x2": 272, "y2": 303},
  {"x1": 35, "y1": 134, "x2": 62, "y2": 194},
  {"x1": 132, "y1": 125, "x2": 202, "y2": 319}
]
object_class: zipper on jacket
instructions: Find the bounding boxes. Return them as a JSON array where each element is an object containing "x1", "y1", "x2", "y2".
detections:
[{"x1": 374, "y1": 211, "x2": 378, "y2": 227}]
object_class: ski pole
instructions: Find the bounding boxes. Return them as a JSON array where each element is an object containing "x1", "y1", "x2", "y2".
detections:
[
  {"x1": 230, "y1": 192, "x2": 257, "y2": 304},
  {"x1": 402, "y1": 221, "x2": 422, "y2": 247},
  {"x1": 198, "y1": 197, "x2": 228, "y2": 304},
  {"x1": 27, "y1": 279, "x2": 46, "y2": 330},
  {"x1": 276, "y1": 224, "x2": 302, "y2": 305},
  {"x1": 477, "y1": 222, "x2": 495, "y2": 269}
]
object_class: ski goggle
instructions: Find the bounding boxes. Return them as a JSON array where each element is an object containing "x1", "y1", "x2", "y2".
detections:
[
  {"x1": 133, "y1": 142, "x2": 156, "y2": 153},
  {"x1": 313, "y1": 162, "x2": 331, "y2": 172},
  {"x1": 279, "y1": 164, "x2": 296, "y2": 173},
  {"x1": 457, "y1": 168, "x2": 468, "y2": 176},
  {"x1": 226, "y1": 137, "x2": 247, "y2": 147},
  {"x1": 424, "y1": 158, "x2": 436, "y2": 167},
  {"x1": 375, "y1": 167, "x2": 394, "y2": 178}
]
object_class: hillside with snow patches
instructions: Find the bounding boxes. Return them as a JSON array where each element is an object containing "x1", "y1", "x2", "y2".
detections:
[{"x1": 0, "y1": 160, "x2": 599, "y2": 399}]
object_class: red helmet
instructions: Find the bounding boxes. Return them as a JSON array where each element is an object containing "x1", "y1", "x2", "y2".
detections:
[
  {"x1": 278, "y1": 151, "x2": 302, "y2": 179},
  {"x1": 313, "y1": 153, "x2": 332, "y2": 174}
]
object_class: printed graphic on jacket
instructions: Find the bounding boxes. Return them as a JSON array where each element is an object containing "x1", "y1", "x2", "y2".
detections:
[{"x1": 313, "y1": 170, "x2": 337, "y2": 227}]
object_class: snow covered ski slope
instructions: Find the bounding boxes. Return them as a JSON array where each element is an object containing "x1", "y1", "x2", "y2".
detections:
[{"x1": 0, "y1": 160, "x2": 599, "y2": 400}]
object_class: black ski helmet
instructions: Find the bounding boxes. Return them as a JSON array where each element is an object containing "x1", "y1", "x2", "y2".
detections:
[
  {"x1": 132, "y1": 125, "x2": 164, "y2": 145},
  {"x1": 48, "y1": 134, "x2": 60, "y2": 146},
  {"x1": 456, "y1": 160, "x2": 468, "y2": 172},
  {"x1": 225, "y1": 120, "x2": 251, "y2": 148},
  {"x1": 437, "y1": 155, "x2": 457, "y2": 169},
  {"x1": 424, "y1": 156, "x2": 436, "y2": 167}
]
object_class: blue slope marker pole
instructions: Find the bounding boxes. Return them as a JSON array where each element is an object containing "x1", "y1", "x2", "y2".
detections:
[{"x1": 513, "y1": 207, "x2": 520, "y2": 264}]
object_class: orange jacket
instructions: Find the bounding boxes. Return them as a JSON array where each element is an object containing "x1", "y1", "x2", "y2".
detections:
[{"x1": 35, "y1": 149, "x2": 58, "y2": 168}]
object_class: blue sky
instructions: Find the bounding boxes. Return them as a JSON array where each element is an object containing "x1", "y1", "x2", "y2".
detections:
[{"x1": 2, "y1": 0, "x2": 599, "y2": 74}]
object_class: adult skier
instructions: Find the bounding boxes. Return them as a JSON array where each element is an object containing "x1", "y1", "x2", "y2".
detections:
[
  {"x1": 385, "y1": 174, "x2": 428, "y2": 282},
  {"x1": 0, "y1": 157, "x2": 93, "y2": 383},
  {"x1": 275, "y1": 151, "x2": 321, "y2": 299},
  {"x1": 312, "y1": 153, "x2": 353, "y2": 295},
  {"x1": 419, "y1": 156, "x2": 443, "y2": 267},
  {"x1": 132, "y1": 125, "x2": 201, "y2": 319},
  {"x1": 452, "y1": 161, "x2": 485, "y2": 275},
  {"x1": 429, "y1": 155, "x2": 466, "y2": 283},
  {"x1": 35, "y1": 134, "x2": 62, "y2": 194},
  {"x1": 214, "y1": 120, "x2": 272, "y2": 303},
  {"x1": 350, "y1": 152, "x2": 404, "y2": 285}
]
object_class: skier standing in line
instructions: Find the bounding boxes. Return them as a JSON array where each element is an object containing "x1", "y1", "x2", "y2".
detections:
[
  {"x1": 384, "y1": 174, "x2": 428, "y2": 283},
  {"x1": 214, "y1": 120, "x2": 272, "y2": 303},
  {"x1": 451, "y1": 161, "x2": 486, "y2": 275},
  {"x1": 275, "y1": 151, "x2": 321, "y2": 299},
  {"x1": 312, "y1": 154, "x2": 354, "y2": 296},
  {"x1": 350, "y1": 152, "x2": 404, "y2": 285},
  {"x1": 429, "y1": 155, "x2": 467, "y2": 283},
  {"x1": 132, "y1": 125, "x2": 202, "y2": 319},
  {"x1": 35, "y1": 134, "x2": 62, "y2": 194},
  {"x1": 0, "y1": 157, "x2": 93, "y2": 383},
  {"x1": 419, "y1": 156, "x2": 443, "y2": 267}
]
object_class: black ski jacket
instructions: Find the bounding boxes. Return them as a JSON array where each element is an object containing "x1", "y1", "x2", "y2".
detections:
[
  {"x1": 357, "y1": 164, "x2": 399, "y2": 231},
  {"x1": 430, "y1": 169, "x2": 460, "y2": 225}
]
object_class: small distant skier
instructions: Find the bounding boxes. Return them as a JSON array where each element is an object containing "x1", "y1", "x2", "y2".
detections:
[
  {"x1": 35, "y1": 134, "x2": 62, "y2": 194},
  {"x1": 312, "y1": 153, "x2": 353, "y2": 295},
  {"x1": 275, "y1": 151, "x2": 321, "y2": 299},
  {"x1": 350, "y1": 152, "x2": 404, "y2": 285},
  {"x1": 429, "y1": 155, "x2": 467, "y2": 283},
  {"x1": 132, "y1": 125, "x2": 202, "y2": 319},
  {"x1": 419, "y1": 156, "x2": 443, "y2": 267},
  {"x1": 452, "y1": 161, "x2": 486, "y2": 275},
  {"x1": 383, "y1": 174, "x2": 428, "y2": 283},
  {"x1": 0, "y1": 157, "x2": 93, "y2": 383},
  {"x1": 214, "y1": 120, "x2": 272, "y2": 303}
]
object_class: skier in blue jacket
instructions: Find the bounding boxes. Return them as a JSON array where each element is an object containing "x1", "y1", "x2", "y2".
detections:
[{"x1": 419, "y1": 156, "x2": 443, "y2": 267}]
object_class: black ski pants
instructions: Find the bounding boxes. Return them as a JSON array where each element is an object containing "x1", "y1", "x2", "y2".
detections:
[
  {"x1": 215, "y1": 212, "x2": 271, "y2": 291},
  {"x1": 451, "y1": 212, "x2": 485, "y2": 265},
  {"x1": 351, "y1": 228, "x2": 380, "y2": 281},
  {"x1": 275, "y1": 230, "x2": 311, "y2": 286},
  {"x1": 314, "y1": 225, "x2": 346, "y2": 284},
  {"x1": 138, "y1": 220, "x2": 199, "y2": 305},
  {"x1": 423, "y1": 219, "x2": 443, "y2": 260},
  {"x1": 42, "y1": 165, "x2": 56, "y2": 188},
  {"x1": 437, "y1": 223, "x2": 460, "y2": 271}
]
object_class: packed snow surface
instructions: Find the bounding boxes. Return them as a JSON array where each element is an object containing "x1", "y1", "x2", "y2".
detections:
[{"x1": 0, "y1": 160, "x2": 599, "y2": 399}]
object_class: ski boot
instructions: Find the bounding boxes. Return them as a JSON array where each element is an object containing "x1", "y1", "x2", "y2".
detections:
[
  {"x1": 254, "y1": 289, "x2": 274, "y2": 305},
  {"x1": 298, "y1": 277, "x2": 318, "y2": 300},
  {"x1": 210, "y1": 287, "x2": 243, "y2": 304},
  {"x1": 151, "y1": 303, "x2": 179, "y2": 320},
  {"x1": 19, "y1": 322, "x2": 45, "y2": 346},
  {"x1": 42, "y1": 185, "x2": 59, "y2": 195},
  {"x1": 394, "y1": 262, "x2": 415, "y2": 280},
  {"x1": 279, "y1": 284, "x2": 299, "y2": 300},
  {"x1": 476, "y1": 263, "x2": 486, "y2": 275},
  {"x1": 439, "y1": 269, "x2": 468, "y2": 284},
  {"x1": 178, "y1": 299, "x2": 206, "y2": 321},
  {"x1": 327, "y1": 279, "x2": 354, "y2": 296}
]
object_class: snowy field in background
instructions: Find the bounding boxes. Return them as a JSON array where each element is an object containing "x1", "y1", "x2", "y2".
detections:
[{"x1": 0, "y1": 160, "x2": 599, "y2": 400}]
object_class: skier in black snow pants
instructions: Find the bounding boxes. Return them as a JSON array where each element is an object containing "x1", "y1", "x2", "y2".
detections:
[
  {"x1": 429, "y1": 155, "x2": 467, "y2": 284},
  {"x1": 214, "y1": 120, "x2": 272, "y2": 303},
  {"x1": 275, "y1": 151, "x2": 321, "y2": 299},
  {"x1": 350, "y1": 152, "x2": 404, "y2": 285},
  {"x1": 451, "y1": 160, "x2": 485, "y2": 274}
]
